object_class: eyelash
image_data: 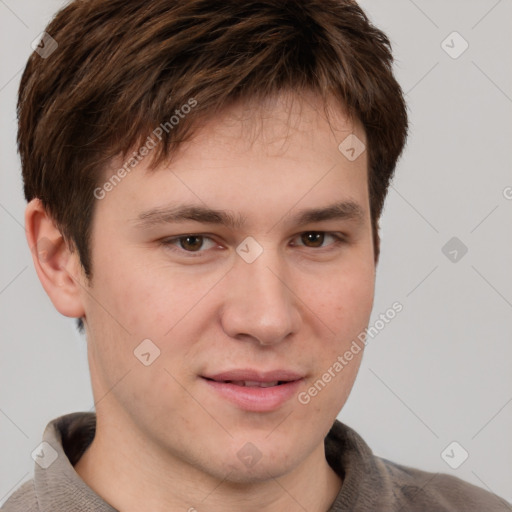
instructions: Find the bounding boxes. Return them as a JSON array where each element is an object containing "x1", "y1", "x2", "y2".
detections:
[{"x1": 159, "y1": 232, "x2": 346, "y2": 258}]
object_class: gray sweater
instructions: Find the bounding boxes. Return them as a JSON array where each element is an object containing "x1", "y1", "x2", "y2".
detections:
[{"x1": 1, "y1": 412, "x2": 510, "y2": 511}]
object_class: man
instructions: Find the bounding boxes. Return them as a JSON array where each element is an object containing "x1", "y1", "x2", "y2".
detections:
[{"x1": 2, "y1": 0, "x2": 510, "y2": 511}]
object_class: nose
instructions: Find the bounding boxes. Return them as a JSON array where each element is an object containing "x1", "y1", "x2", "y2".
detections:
[{"x1": 220, "y1": 251, "x2": 301, "y2": 346}]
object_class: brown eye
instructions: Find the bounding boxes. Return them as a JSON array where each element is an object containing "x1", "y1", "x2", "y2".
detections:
[
  {"x1": 300, "y1": 232, "x2": 325, "y2": 247},
  {"x1": 179, "y1": 235, "x2": 204, "y2": 251},
  {"x1": 161, "y1": 234, "x2": 218, "y2": 257}
]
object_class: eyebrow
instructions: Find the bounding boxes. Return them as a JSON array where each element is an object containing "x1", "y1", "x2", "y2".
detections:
[{"x1": 132, "y1": 200, "x2": 366, "y2": 230}]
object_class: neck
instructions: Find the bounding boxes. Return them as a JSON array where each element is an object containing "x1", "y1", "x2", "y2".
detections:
[{"x1": 74, "y1": 412, "x2": 342, "y2": 512}]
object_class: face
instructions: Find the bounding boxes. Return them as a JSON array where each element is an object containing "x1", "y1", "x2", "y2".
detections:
[{"x1": 78, "y1": 92, "x2": 375, "y2": 483}]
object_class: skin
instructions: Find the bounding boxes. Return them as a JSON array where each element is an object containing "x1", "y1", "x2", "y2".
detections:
[{"x1": 26, "y1": 91, "x2": 376, "y2": 512}]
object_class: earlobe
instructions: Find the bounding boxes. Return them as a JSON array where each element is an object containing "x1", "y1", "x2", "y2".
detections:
[{"x1": 25, "y1": 198, "x2": 86, "y2": 319}]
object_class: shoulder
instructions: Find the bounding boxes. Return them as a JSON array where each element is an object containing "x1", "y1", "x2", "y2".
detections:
[
  {"x1": 1, "y1": 479, "x2": 39, "y2": 512},
  {"x1": 325, "y1": 420, "x2": 511, "y2": 511},
  {"x1": 376, "y1": 456, "x2": 512, "y2": 511}
]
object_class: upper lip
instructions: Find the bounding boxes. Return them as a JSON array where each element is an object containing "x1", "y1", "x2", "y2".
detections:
[{"x1": 202, "y1": 369, "x2": 304, "y2": 383}]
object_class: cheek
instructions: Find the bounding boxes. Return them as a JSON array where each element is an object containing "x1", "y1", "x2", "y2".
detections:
[
  {"x1": 89, "y1": 248, "x2": 184, "y2": 336},
  {"x1": 308, "y1": 263, "x2": 375, "y2": 337}
]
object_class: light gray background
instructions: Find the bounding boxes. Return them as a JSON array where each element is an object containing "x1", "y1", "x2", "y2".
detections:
[{"x1": 1, "y1": 0, "x2": 511, "y2": 506}]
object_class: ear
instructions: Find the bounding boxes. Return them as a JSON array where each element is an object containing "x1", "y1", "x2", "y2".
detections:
[{"x1": 25, "y1": 198, "x2": 86, "y2": 319}]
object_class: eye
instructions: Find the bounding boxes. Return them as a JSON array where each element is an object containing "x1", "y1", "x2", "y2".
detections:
[
  {"x1": 161, "y1": 235, "x2": 218, "y2": 255},
  {"x1": 292, "y1": 232, "x2": 345, "y2": 249}
]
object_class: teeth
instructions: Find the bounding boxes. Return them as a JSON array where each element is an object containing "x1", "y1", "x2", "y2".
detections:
[{"x1": 230, "y1": 380, "x2": 280, "y2": 387}]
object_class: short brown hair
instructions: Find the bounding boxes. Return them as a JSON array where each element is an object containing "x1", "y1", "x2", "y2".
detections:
[{"x1": 18, "y1": 0, "x2": 408, "y2": 332}]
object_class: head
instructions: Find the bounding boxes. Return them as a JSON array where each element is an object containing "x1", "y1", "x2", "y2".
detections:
[{"x1": 20, "y1": 0, "x2": 407, "y2": 486}]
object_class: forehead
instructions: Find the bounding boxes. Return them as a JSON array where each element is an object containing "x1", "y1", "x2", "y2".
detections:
[
  {"x1": 95, "y1": 92, "x2": 369, "y2": 227},
  {"x1": 181, "y1": 92, "x2": 364, "y2": 157}
]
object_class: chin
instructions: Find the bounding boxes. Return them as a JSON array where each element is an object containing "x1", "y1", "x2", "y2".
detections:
[{"x1": 220, "y1": 458, "x2": 296, "y2": 485}]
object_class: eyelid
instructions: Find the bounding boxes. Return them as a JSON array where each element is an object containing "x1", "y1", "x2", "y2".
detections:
[
  {"x1": 160, "y1": 231, "x2": 346, "y2": 257},
  {"x1": 290, "y1": 232, "x2": 346, "y2": 248},
  {"x1": 160, "y1": 234, "x2": 219, "y2": 257}
]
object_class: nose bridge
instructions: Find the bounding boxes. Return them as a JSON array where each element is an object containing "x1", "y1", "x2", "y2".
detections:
[{"x1": 221, "y1": 248, "x2": 299, "y2": 344}]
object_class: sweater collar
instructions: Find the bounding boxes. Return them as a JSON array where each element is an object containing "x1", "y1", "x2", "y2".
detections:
[
  {"x1": 34, "y1": 411, "x2": 381, "y2": 512},
  {"x1": 35, "y1": 412, "x2": 117, "y2": 512}
]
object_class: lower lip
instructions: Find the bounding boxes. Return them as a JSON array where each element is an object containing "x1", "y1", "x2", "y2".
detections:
[{"x1": 202, "y1": 378, "x2": 303, "y2": 412}]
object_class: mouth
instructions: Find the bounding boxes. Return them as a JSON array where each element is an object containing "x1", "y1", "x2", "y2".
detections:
[
  {"x1": 200, "y1": 369, "x2": 304, "y2": 412},
  {"x1": 203, "y1": 378, "x2": 291, "y2": 388}
]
